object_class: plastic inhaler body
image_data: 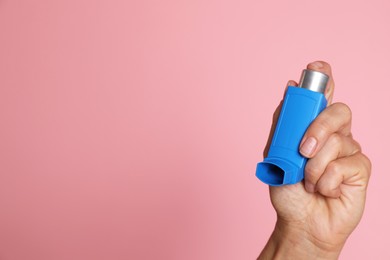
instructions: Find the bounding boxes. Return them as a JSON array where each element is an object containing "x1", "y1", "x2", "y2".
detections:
[{"x1": 256, "y1": 69, "x2": 329, "y2": 186}]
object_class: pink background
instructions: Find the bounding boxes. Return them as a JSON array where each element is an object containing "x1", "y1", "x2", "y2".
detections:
[{"x1": 0, "y1": 0, "x2": 388, "y2": 259}]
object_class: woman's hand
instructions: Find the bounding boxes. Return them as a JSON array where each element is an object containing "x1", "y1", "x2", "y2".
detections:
[{"x1": 259, "y1": 61, "x2": 371, "y2": 260}]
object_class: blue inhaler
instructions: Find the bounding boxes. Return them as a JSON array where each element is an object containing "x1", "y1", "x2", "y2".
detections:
[{"x1": 256, "y1": 69, "x2": 329, "y2": 186}]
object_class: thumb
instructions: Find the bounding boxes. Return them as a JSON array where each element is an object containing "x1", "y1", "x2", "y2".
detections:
[{"x1": 306, "y1": 61, "x2": 335, "y2": 105}]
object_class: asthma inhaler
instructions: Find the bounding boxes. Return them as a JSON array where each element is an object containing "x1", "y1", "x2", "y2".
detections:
[{"x1": 256, "y1": 69, "x2": 329, "y2": 186}]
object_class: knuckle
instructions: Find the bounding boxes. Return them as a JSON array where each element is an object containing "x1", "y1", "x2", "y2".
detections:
[
  {"x1": 315, "y1": 118, "x2": 333, "y2": 136},
  {"x1": 305, "y1": 162, "x2": 323, "y2": 182},
  {"x1": 316, "y1": 181, "x2": 330, "y2": 194},
  {"x1": 359, "y1": 153, "x2": 372, "y2": 176},
  {"x1": 328, "y1": 133, "x2": 342, "y2": 149},
  {"x1": 333, "y1": 102, "x2": 352, "y2": 121},
  {"x1": 326, "y1": 160, "x2": 341, "y2": 174},
  {"x1": 317, "y1": 182, "x2": 340, "y2": 198},
  {"x1": 352, "y1": 139, "x2": 362, "y2": 154}
]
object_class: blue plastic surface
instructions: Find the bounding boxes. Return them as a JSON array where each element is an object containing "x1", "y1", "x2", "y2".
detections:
[{"x1": 256, "y1": 86, "x2": 327, "y2": 186}]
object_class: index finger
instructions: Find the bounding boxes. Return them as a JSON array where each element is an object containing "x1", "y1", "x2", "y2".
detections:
[{"x1": 299, "y1": 102, "x2": 353, "y2": 158}]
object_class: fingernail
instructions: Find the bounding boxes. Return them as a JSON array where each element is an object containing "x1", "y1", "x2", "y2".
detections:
[
  {"x1": 287, "y1": 80, "x2": 295, "y2": 86},
  {"x1": 309, "y1": 61, "x2": 323, "y2": 69},
  {"x1": 300, "y1": 137, "x2": 317, "y2": 157},
  {"x1": 305, "y1": 182, "x2": 315, "y2": 193}
]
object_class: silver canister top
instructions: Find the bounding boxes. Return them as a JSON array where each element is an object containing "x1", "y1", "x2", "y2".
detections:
[{"x1": 298, "y1": 69, "x2": 329, "y2": 94}]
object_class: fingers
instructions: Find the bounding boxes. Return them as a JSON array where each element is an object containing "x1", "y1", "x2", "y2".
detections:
[
  {"x1": 299, "y1": 102, "x2": 353, "y2": 158},
  {"x1": 306, "y1": 61, "x2": 335, "y2": 104},
  {"x1": 315, "y1": 152, "x2": 371, "y2": 198},
  {"x1": 304, "y1": 133, "x2": 361, "y2": 193}
]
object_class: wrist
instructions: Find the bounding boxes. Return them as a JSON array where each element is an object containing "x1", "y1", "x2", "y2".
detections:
[{"x1": 259, "y1": 219, "x2": 344, "y2": 260}]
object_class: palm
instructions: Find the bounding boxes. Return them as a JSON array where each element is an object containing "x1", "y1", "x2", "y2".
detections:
[{"x1": 270, "y1": 182, "x2": 366, "y2": 246}]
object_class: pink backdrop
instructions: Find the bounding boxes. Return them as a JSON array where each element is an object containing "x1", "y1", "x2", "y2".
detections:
[{"x1": 0, "y1": 0, "x2": 388, "y2": 259}]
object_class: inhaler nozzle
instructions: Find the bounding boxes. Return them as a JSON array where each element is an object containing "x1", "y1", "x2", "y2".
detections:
[{"x1": 298, "y1": 69, "x2": 329, "y2": 93}]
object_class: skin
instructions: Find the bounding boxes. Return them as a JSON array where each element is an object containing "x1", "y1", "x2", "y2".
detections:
[{"x1": 258, "y1": 61, "x2": 371, "y2": 260}]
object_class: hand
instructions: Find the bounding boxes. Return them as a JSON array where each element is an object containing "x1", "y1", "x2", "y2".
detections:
[{"x1": 259, "y1": 61, "x2": 371, "y2": 260}]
